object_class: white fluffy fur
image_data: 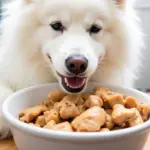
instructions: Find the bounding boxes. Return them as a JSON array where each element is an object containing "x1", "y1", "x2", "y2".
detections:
[{"x1": 0, "y1": 0, "x2": 143, "y2": 139}]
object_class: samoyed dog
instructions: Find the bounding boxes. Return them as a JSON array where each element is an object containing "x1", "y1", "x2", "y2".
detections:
[{"x1": 0, "y1": 0, "x2": 143, "y2": 139}]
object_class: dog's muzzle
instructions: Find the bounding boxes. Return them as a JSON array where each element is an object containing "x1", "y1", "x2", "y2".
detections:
[
  {"x1": 58, "y1": 55, "x2": 88, "y2": 93},
  {"x1": 65, "y1": 55, "x2": 88, "y2": 74}
]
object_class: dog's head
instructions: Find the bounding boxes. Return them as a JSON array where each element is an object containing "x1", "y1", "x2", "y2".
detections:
[{"x1": 14, "y1": 0, "x2": 136, "y2": 93}]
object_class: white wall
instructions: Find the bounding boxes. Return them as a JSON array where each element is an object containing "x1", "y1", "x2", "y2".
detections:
[
  {"x1": 135, "y1": 0, "x2": 150, "y2": 8},
  {"x1": 134, "y1": 0, "x2": 150, "y2": 89}
]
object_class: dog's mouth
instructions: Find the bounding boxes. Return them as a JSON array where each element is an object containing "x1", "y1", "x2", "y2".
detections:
[{"x1": 57, "y1": 73, "x2": 86, "y2": 93}]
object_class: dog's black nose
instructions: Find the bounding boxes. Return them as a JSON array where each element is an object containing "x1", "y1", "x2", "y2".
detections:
[{"x1": 66, "y1": 55, "x2": 88, "y2": 74}]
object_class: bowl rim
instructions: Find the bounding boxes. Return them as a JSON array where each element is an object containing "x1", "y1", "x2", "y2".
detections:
[{"x1": 2, "y1": 82, "x2": 150, "y2": 142}]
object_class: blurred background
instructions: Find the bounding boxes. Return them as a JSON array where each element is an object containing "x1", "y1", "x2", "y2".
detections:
[
  {"x1": 0, "y1": 0, "x2": 150, "y2": 91},
  {"x1": 134, "y1": 0, "x2": 150, "y2": 92}
]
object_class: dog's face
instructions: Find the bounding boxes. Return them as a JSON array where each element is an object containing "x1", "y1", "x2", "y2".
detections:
[{"x1": 26, "y1": 0, "x2": 126, "y2": 93}]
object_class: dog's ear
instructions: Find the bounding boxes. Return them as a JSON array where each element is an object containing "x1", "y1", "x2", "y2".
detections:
[
  {"x1": 24, "y1": 0, "x2": 41, "y2": 4},
  {"x1": 114, "y1": 0, "x2": 136, "y2": 9},
  {"x1": 23, "y1": 0, "x2": 33, "y2": 3},
  {"x1": 115, "y1": 0, "x2": 125, "y2": 8}
]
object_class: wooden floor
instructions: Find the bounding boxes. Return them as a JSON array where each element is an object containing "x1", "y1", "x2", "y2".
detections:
[
  {"x1": 0, "y1": 136, "x2": 150, "y2": 150},
  {"x1": 0, "y1": 139, "x2": 17, "y2": 150}
]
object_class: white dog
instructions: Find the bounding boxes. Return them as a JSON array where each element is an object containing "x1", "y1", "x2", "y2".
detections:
[{"x1": 0, "y1": 0, "x2": 143, "y2": 139}]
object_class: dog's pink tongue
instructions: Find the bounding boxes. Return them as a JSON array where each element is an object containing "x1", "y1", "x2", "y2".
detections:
[{"x1": 66, "y1": 77, "x2": 85, "y2": 87}]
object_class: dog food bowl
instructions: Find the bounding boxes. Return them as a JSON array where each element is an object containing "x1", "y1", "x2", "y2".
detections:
[{"x1": 2, "y1": 83, "x2": 150, "y2": 150}]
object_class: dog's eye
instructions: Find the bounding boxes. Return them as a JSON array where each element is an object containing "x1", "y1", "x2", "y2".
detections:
[
  {"x1": 50, "y1": 21, "x2": 64, "y2": 32},
  {"x1": 89, "y1": 25, "x2": 101, "y2": 34}
]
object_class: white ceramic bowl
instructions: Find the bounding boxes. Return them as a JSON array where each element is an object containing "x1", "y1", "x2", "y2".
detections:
[{"x1": 2, "y1": 83, "x2": 150, "y2": 150}]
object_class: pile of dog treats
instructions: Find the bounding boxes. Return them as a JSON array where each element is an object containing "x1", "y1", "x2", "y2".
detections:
[{"x1": 19, "y1": 87, "x2": 150, "y2": 132}]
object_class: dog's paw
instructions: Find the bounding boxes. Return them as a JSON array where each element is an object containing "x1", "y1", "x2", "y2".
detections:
[{"x1": 0, "y1": 116, "x2": 12, "y2": 139}]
